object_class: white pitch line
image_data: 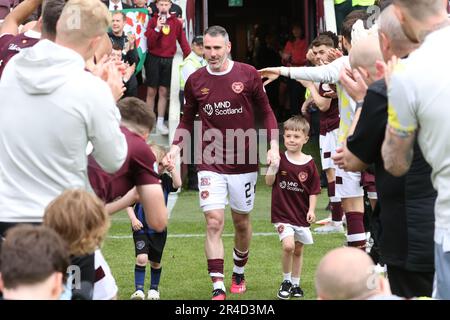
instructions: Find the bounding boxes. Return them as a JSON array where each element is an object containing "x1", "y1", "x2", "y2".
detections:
[{"x1": 108, "y1": 232, "x2": 277, "y2": 239}]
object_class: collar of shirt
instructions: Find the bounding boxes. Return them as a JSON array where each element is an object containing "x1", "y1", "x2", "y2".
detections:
[{"x1": 109, "y1": 1, "x2": 123, "y2": 10}]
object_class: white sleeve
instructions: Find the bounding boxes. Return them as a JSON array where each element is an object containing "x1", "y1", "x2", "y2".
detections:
[
  {"x1": 387, "y1": 65, "x2": 418, "y2": 134},
  {"x1": 286, "y1": 56, "x2": 347, "y2": 84},
  {"x1": 87, "y1": 79, "x2": 127, "y2": 173}
]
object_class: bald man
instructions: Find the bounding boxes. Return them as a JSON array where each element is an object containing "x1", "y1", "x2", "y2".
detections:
[{"x1": 315, "y1": 247, "x2": 395, "y2": 300}]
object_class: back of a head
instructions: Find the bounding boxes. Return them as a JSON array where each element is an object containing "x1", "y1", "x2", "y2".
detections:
[
  {"x1": 41, "y1": 0, "x2": 68, "y2": 40},
  {"x1": 311, "y1": 33, "x2": 339, "y2": 49},
  {"x1": 56, "y1": 0, "x2": 111, "y2": 45},
  {"x1": 315, "y1": 247, "x2": 377, "y2": 300},
  {"x1": 0, "y1": 225, "x2": 69, "y2": 291},
  {"x1": 379, "y1": 4, "x2": 420, "y2": 57},
  {"x1": 349, "y1": 34, "x2": 383, "y2": 75},
  {"x1": 44, "y1": 189, "x2": 110, "y2": 256},
  {"x1": 117, "y1": 97, "x2": 156, "y2": 135},
  {"x1": 393, "y1": 0, "x2": 446, "y2": 20}
]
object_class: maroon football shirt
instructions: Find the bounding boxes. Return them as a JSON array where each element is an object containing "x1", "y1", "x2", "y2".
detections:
[
  {"x1": 318, "y1": 82, "x2": 340, "y2": 136},
  {"x1": 173, "y1": 61, "x2": 278, "y2": 174},
  {"x1": 271, "y1": 152, "x2": 321, "y2": 227},
  {"x1": 88, "y1": 126, "x2": 160, "y2": 203},
  {"x1": 0, "y1": 32, "x2": 40, "y2": 78}
]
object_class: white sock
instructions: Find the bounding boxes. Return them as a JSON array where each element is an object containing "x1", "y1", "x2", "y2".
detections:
[
  {"x1": 233, "y1": 266, "x2": 245, "y2": 274},
  {"x1": 331, "y1": 221, "x2": 343, "y2": 227},
  {"x1": 291, "y1": 277, "x2": 300, "y2": 286},
  {"x1": 157, "y1": 117, "x2": 164, "y2": 126},
  {"x1": 213, "y1": 281, "x2": 226, "y2": 291},
  {"x1": 283, "y1": 273, "x2": 291, "y2": 282}
]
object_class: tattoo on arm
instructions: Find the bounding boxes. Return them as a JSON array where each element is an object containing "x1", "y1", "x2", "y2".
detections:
[{"x1": 382, "y1": 126, "x2": 415, "y2": 177}]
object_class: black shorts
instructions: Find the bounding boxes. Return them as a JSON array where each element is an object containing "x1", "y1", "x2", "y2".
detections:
[
  {"x1": 133, "y1": 229, "x2": 167, "y2": 263},
  {"x1": 145, "y1": 54, "x2": 173, "y2": 88}
]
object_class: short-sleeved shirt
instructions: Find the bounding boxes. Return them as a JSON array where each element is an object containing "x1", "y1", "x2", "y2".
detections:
[
  {"x1": 88, "y1": 126, "x2": 160, "y2": 203},
  {"x1": 0, "y1": 31, "x2": 40, "y2": 78},
  {"x1": 318, "y1": 82, "x2": 339, "y2": 135},
  {"x1": 347, "y1": 79, "x2": 435, "y2": 271},
  {"x1": 148, "y1": 2, "x2": 182, "y2": 18},
  {"x1": 387, "y1": 25, "x2": 450, "y2": 232},
  {"x1": 271, "y1": 152, "x2": 321, "y2": 227},
  {"x1": 173, "y1": 60, "x2": 278, "y2": 174}
]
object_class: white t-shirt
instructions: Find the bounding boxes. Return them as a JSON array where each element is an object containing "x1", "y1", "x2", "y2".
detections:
[{"x1": 387, "y1": 25, "x2": 450, "y2": 235}]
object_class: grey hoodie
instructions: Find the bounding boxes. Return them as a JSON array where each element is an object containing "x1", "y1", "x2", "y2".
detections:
[{"x1": 0, "y1": 39, "x2": 127, "y2": 222}]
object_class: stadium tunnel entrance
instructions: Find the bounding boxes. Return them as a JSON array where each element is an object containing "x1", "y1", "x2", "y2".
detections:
[{"x1": 197, "y1": 0, "x2": 324, "y2": 64}]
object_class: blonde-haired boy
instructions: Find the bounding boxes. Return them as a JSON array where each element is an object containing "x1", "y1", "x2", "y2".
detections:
[{"x1": 266, "y1": 115, "x2": 321, "y2": 299}]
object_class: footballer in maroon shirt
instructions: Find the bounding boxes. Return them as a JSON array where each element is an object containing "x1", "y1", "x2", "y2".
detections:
[
  {"x1": 166, "y1": 26, "x2": 279, "y2": 300},
  {"x1": 88, "y1": 97, "x2": 167, "y2": 233}
]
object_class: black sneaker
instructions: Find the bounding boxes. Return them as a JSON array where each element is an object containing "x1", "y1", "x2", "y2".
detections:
[
  {"x1": 277, "y1": 280, "x2": 292, "y2": 300},
  {"x1": 290, "y1": 285, "x2": 304, "y2": 298},
  {"x1": 212, "y1": 289, "x2": 226, "y2": 300}
]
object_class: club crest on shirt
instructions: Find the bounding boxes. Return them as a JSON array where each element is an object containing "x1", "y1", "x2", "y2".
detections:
[
  {"x1": 277, "y1": 224, "x2": 285, "y2": 234},
  {"x1": 162, "y1": 25, "x2": 171, "y2": 35},
  {"x1": 231, "y1": 82, "x2": 244, "y2": 94},
  {"x1": 136, "y1": 240, "x2": 146, "y2": 250},
  {"x1": 298, "y1": 171, "x2": 308, "y2": 182},
  {"x1": 203, "y1": 104, "x2": 214, "y2": 116},
  {"x1": 201, "y1": 190, "x2": 210, "y2": 200},
  {"x1": 200, "y1": 177, "x2": 211, "y2": 187}
]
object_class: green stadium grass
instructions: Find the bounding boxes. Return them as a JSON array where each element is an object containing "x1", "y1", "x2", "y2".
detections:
[{"x1": 102, "y1": 139, "x2": 346, "y2": 300}]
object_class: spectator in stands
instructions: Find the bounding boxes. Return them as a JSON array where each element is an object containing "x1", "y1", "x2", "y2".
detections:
[
  {"x1": 144, "y1": 0, "x2": 190, "y2": 135},
  {"x1": 110, "y1": 43, "x2": 138, "y2": 98},
  {"x1": 148, "y1": 0, "x2": 182, "y2": 19},
  {"x1": 102, "y1": 0, "x2": 131, "y2": 10},
  {"x1": 0, "y1": 225, "x2": 70, "y2": 300}
]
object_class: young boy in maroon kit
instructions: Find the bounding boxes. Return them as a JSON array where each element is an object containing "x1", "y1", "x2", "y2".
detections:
[{"x1": 266, "y1": 115, "x2": 320, "y2": 300}]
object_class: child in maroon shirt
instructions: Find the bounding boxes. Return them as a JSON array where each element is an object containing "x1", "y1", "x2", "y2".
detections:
[{"x1": 265, "y1": 115, "x2": 320, "y2": 300}]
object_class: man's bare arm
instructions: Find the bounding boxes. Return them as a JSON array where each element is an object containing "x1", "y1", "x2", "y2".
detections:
[{"x1": 381, "y1": 126, "x2": 415, "y2": 177}]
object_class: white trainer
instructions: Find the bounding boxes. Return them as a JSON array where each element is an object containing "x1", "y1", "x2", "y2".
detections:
[
  {"x1": 315, "y1": 216, "x2": 331, "y2": 225},
  {"x1": 314, "y1": 222, "x2": 344, "y2": 234},
  {"x1": 156, "y1": 123, "x2": 169, "y2": 135},
  {"x1": 130, "y1": 289, "x2": 145, "y2": 300},
  {"x1": 147, "y1": 289, "x2": 160, "y2": 300}
]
